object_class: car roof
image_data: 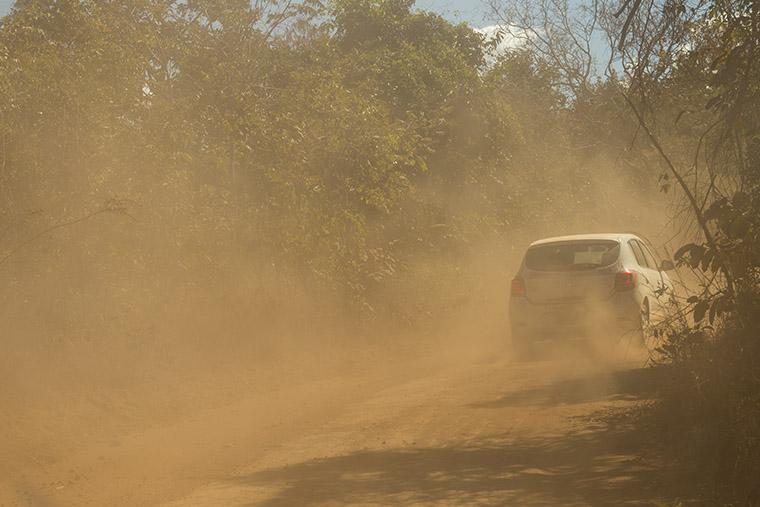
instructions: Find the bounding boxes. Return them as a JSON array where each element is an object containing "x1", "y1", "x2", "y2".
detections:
[{"x1": 529, "y1": 233, "x2": 640, "y2": 247}]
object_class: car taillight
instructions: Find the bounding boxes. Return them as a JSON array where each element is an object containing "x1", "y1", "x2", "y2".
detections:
[
  {"x1": 614, "y1": 271, "x2": 637, "y2": 291},
  {"x1": 511, "y1": 277, "x2": 527, "y2": 297}
]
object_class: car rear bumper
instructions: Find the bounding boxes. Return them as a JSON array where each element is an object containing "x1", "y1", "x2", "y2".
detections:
[{"x1": 509, "y1": 292, "x2": 640, "y2": 340}]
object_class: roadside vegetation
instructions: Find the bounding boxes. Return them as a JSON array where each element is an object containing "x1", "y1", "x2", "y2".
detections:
[{"x1": 0, "y1": 0, "x2": 662, "y2": 343}]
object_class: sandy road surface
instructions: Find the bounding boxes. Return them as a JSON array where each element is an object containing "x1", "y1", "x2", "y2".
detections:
[{"x1": 2, "y1": 351, "x2": 690, "y2": 507}]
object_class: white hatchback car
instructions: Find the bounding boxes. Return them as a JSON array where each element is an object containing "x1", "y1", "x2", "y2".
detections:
[{"x1": 509, "y1": 233, "x2": 675, "y2": 357}]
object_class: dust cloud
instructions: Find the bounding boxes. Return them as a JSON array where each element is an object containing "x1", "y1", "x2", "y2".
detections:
[{"x1": 0, "y1": 152, "x2": 673, "y2": 506}]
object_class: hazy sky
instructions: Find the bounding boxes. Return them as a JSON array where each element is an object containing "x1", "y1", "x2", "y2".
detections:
[
  {"x1": 0, "y1": 0, "x2": 495, "y2": 26},
  {"x1": 416, "y1": 0, "x2": 494, "y2": 25}
]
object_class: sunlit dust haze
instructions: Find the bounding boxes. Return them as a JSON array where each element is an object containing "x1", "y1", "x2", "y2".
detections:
[{"x1": 0, "y1": 0, "x2": 714, "y2": 506}]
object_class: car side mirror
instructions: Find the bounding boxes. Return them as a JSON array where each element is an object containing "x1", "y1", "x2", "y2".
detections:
[{"x1": 659, "y1": 259, "x2": 675, "y2": 271}]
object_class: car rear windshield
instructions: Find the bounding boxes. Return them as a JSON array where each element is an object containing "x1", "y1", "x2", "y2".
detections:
[{"x1": 525, "y1": 240, "x2": 620, "y2": 271}]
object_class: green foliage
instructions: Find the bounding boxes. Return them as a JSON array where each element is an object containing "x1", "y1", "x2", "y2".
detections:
[
  {"x1": 0, "y1": 0, "x2": 661, "y2": 326},
  {"x1": 0, "y1": 0, "x2": 518, "y2": 315}
]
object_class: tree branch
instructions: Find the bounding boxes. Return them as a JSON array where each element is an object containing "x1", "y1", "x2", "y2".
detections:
[
  {"x1": 0, "y1": 200, "x2": 134, "y2": 267},
  {"x1": 620, "y1": 90, "x2": 736, "y2": 297}
]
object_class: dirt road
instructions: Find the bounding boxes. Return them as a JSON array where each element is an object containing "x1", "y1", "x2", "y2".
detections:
[{"x1": 2, "y1": 349, "x2": 689, "y2": 506}]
